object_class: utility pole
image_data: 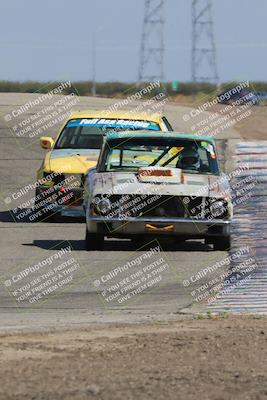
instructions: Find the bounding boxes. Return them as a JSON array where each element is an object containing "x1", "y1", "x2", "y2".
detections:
[
  {"x1": 91, "y1": 32, "x2": 96, "y2": 97},
  {"x1": 191, "y1": 0, "x2": 219, "y2": 84},
  {"x1": 139, "y1": 0, "x2": 165, "y2": 82}
]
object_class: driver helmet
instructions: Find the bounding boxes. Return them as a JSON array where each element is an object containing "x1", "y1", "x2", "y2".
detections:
[{"x1": 177, "y1": 148, "x2": 200, "y2": 170}]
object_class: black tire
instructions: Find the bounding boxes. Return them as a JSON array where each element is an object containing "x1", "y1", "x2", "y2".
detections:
[
  {"x1": 85, "y1": 229, "x2": 104, "y2": 251},
  {"x1": 213, "y1": 236, "x2": 231, "y2": 251}
]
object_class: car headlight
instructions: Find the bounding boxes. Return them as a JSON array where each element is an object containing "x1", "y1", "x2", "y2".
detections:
[
  {"x1": 210, "y1": 200, "x2": 227, "y2": 218},
  {"x1": 93, "y1": 197, "x2": 111, "y2": 215}
]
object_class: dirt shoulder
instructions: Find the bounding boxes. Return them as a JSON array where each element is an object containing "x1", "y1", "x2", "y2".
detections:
[
  {"x1": 234, "y1": 106, "x2": 267, "y2": 140},
  {"x1": 170, "y1": 99, "x2": 267, "y2": 140},
  {"x1": 0, "y1": 315, "x2": 266, "y2": 400},
  {"x1": 196, "y1": 102, "x2": 267, "y2": 141}
]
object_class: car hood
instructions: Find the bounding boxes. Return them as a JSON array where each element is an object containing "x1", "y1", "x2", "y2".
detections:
[
  {"x1": 48, "y1": 149, "x2": 100, "y2": 174},
  {"x1": 91, "y1": 171, "x2": 226, "y2": 198}
]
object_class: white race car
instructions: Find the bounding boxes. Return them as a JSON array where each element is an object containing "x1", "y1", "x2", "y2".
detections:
[{"x1": 83, "y1": 131, "x2": 232, "y2": 251}]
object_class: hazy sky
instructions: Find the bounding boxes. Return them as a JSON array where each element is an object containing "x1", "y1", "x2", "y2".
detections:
[{"x1": 1, "y1": 0, "x2": 266, "y2": 82}]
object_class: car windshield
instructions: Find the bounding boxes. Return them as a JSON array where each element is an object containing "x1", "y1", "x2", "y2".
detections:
[
  {"x1": 54, "y1": 118, "x2": 161, "y2": 149},
  {"x1": 101, "y1": 137, "x2": 219, "y2": 175}
]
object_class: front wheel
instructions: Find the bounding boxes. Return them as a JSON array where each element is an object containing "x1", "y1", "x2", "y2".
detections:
[
  {"x1": 213, "y1": 236, "x2": 231, "y2": 251},
  {"x1": 85, "y1": 229, "x2": 104, "y2": 251}
]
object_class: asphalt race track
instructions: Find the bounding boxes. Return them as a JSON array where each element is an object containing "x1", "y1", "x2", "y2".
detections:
[{"x1": 0, "y1": 93, "x2": 242, "y2": 331}]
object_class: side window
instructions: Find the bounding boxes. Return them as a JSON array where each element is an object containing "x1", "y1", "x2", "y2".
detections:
[
  {"x1": 198, "y1": 147, "x2": 209, "y2": 165},
  {"x1": 107, "y1": 149, "x2": 121, "y2": 170},
  {"x1": 198, "y1": 147, "x2": 213, "y2": 172}
]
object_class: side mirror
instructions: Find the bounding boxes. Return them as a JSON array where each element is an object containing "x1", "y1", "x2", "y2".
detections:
[{"x1": 40, "y1": 136, "x2": 54, "y2": 150}]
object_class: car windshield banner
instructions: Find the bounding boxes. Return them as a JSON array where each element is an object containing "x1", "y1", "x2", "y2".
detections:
[{"x1": 67, "y1": 118, "x2": 160, "y2": 131}]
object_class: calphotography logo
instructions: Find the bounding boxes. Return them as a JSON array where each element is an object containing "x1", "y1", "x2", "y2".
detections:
[
  {"x1": 0, "y1": 242, "x2": 89, "y2": 308},
  {"x1": 3, "y1": 81, "x2": 80, "y2": 149},
  {"x1": 90, "y1": 241, "x2": 174, "y2": 308}
]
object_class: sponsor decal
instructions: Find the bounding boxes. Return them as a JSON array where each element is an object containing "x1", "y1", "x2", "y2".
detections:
[{"x1": 66, "y1": 118, "x2": 160, "y2": 130}]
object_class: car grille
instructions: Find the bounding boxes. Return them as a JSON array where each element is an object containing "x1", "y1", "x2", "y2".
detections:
[
  {"x1": 43, "y1": 173, "x2": 85, "y2": 207},
  {"x1": 53, "y1": 173, "x2": 85, "y2": 188},
  {"x1": 101, "y1": 195, "x2": 229, "y2": 220}
]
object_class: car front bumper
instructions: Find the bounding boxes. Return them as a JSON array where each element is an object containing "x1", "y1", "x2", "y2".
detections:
[
  {"x1": 35, "y1": 185, "x2": 85, "y2": 218},
  {"x1": 86, "y1": 216, "x2": 231, "y2": 238}
]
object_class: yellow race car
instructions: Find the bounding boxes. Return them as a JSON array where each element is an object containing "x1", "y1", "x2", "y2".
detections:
[{"x1": 34, "y1": 110, "x2": 173, "y2": 221}]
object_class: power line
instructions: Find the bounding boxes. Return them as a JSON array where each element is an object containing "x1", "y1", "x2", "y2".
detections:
[
  {"x1": 139, "y1": 0, "x2": 165, "y2": 82},
  {"x1": 191, "y1": 0, "x2": 219, "y2": 84}
]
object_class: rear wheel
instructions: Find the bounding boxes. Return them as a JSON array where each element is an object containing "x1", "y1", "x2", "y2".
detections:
[
  {"x1": 213, "y1": 236, "x2": 231, "y2": 251},
  {"x1": 85, "y1": 229, "x2": 104, "y2": 251}
]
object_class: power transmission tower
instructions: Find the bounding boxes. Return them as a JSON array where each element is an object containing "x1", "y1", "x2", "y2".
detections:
[
  {"x1": 191, "y1": 0, "x2": 219, "y2": 84},
  {"x1": 139, "y1": 0, "x2": 165, "y2": 82}
]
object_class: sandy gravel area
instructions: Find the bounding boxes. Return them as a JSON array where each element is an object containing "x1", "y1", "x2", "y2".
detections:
[{"x1": 0, "y1": 316, "x2": 266, "y2": 400}]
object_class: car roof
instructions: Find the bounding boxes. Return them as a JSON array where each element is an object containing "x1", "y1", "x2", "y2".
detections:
[
  {"x1": 68, "y1": 110, "x2": 164, "y2": 123},
  {"x1": 105, "y1": 130, "x2": 216, "y2": 143}
]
